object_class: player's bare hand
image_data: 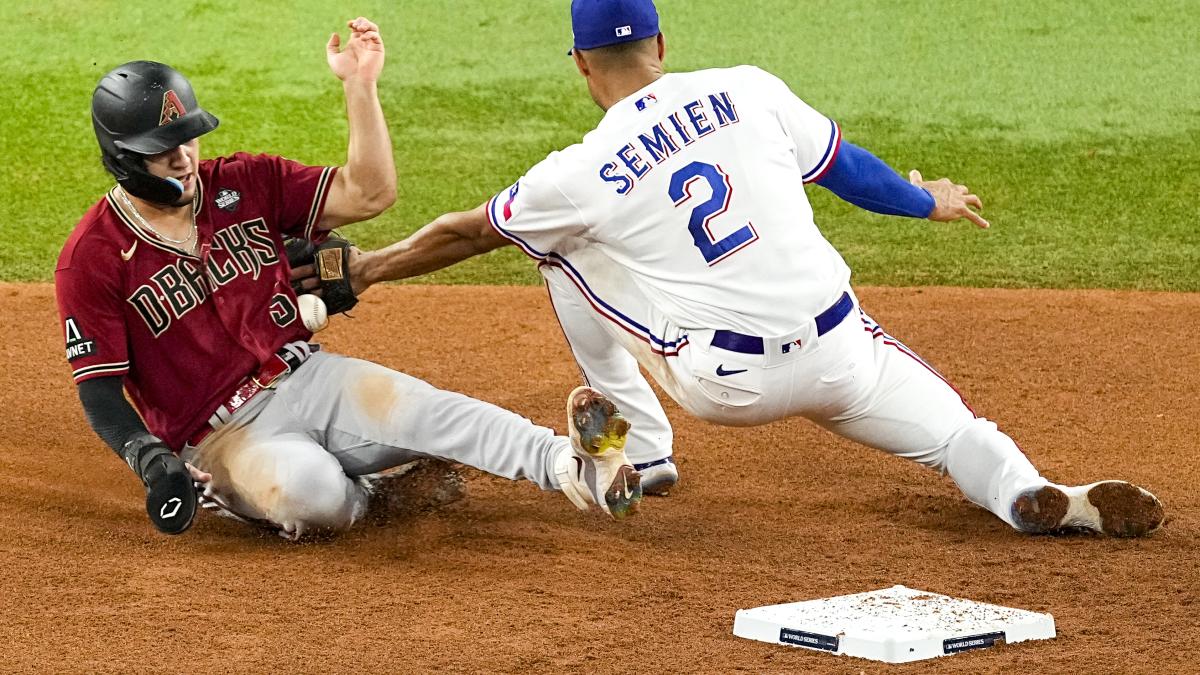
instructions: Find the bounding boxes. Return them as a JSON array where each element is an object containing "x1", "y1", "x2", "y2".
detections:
[
  {"x1": 185, "y1": 462, "x2": 226, "y2": 514},
  {"x1": 909, "y1": 170, "x2": 990, "y2": 229},
  {"x1": 327, "y1": 17, "x2": 385, "y2": 82},
  {"x1": 185, "y1": 462, "x2": 212, "y2": 488}
]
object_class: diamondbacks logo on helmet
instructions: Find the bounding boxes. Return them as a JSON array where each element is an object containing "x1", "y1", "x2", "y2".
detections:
[{"x1": 160, "y1": 90, "x2": 187, "y2": 126}]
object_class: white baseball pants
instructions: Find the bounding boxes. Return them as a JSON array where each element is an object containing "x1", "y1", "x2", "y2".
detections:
[{"x1": 540, "y1": 246, "x2": 1047, "y2": 527}]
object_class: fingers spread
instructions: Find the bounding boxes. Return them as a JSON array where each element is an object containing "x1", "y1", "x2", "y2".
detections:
[{"x1": 965, "y1": 193, "x2": 983, "y2": 210}]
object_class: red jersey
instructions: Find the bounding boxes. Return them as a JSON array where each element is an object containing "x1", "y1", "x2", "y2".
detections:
[{"x1": 56, "y1": 153, "x2": 337, "y2": 449}]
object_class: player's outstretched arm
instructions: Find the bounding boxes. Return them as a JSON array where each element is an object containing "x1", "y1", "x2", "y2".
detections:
[
  {"x1": 813, "y1": 141, "x2": 989, "y2": 228},
  {"x1": 318, "y1": 17, "x2": 398, "y2": 230},
  {"x1": 352, "y1": 202, "x2": 509, "y2": 293}
]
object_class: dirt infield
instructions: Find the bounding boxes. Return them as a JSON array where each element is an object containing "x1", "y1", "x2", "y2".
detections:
[{"x1": 1, "y1": 283, "x2": 1197, "y2": 673}]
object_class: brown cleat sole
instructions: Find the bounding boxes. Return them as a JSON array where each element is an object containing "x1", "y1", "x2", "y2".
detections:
[
  {"x1": 1087, "y1": 481, "x2": 1165, "y2": 537},
  {"x1": 1011, "y1": 481, "x2": 1164, "y2": 537},
  {"x1": 1011, "y1": 485, "x2": 1071, "y2": 533}
]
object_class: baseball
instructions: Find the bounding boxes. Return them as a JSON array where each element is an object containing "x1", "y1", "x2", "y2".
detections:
[{"x1": 298, "y1": 294, "x2": 328, "y2": 332}]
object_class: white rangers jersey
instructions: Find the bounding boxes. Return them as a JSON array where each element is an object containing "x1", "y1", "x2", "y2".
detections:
[{"x1": 487, "y1": 65, "x2": 850, "y2": 336}]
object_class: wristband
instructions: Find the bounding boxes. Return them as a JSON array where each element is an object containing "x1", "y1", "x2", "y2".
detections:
[{"x1": 121, "y1": 433, "x2": 172, "y2": 485}]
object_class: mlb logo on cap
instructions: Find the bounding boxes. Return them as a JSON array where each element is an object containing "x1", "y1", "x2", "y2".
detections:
[{"x1": 571, "y1": 0, "x2": 660, "y2": 51}]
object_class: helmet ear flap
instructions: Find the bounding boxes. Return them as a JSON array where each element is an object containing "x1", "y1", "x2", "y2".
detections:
[
  {"x1": 103, "y1": 150, "x2": 185, "y2": 205},
  {"x1": 101, "y1": 150, "x2": 132, "y2": 181}
]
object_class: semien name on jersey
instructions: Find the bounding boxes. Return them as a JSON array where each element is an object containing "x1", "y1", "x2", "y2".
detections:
[{"x1": 599, "y1": 90, "x2": 740, "y2": 196}]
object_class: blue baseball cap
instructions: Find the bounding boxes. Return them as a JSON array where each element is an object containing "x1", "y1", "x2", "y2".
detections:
[{"x1": 571, "y1": 0, "x2": 660, "y2": 52}]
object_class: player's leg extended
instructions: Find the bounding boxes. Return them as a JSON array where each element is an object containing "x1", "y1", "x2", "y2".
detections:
[
  {"x1": 277, "y1": 352, "x2": 642, "y2": 518},
  {"x1": 813, "y1": 310, "x2": 1162, "y2": 535},
  {"x1": 279, "y1": 353, "x2": 562, "y2": 483},
  {"x1": 182, "y1": 399, "x2": 369, "y2": 539},
  {"x1": 540, "y1": 258, "x2": 678, "y2": 493},
  {"x1": 811, "y1": 310, "x2": 1048, "y2": 527}
]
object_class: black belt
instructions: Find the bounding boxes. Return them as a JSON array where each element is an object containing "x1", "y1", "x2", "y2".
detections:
[{"x1": 711, "y1": 292, "x2": 854, "y2": 355}]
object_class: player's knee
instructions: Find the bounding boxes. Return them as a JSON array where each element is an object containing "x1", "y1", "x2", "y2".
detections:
[
  {"x1": 270, "y1": 451, "x2": 368, "y2": 535},
  {"x1": 884, "y1": 418, "x2": 997, "y2": 473}
]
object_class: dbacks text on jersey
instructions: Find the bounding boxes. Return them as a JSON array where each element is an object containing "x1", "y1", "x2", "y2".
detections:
[{"x1": 128, "y1": 219, "x2": 281, "y2": 336}]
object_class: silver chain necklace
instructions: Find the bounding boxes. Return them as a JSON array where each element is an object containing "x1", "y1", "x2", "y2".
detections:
[{"x1": 118, "y1": 187, "x2": 197, "y2": 249}]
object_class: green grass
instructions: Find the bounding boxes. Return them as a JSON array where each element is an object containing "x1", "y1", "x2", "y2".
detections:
[{"x1": 1, "y1": 0, "x2": 1197, "y2": 288}]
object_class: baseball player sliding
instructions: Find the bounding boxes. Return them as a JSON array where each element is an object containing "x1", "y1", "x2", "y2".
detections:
[
  {"x1": 349, "y1": 1, "x2": 1164, "y2": 536},
  {"x1": 56, "y1": 18, "x2": 643, "y2": 539}
]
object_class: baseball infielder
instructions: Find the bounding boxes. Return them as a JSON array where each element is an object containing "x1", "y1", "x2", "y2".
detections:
[
  {"x1": 56, "y1": 18, "x2": 642, "y2": 539},
  {"x1": 350, "y1": 1, "x2": 1164, "y2": 536}
]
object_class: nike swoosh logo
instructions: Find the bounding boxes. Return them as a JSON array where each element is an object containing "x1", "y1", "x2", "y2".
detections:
[
  {"x1": 120, "y1": 241, "x2": 138, "y2": 261},
  {"x1": 621, "y1": 470, "x2": 634, "y2": 500},
  {"x1": 716, "y1": 365, "x2": 748, "y2": 376}
]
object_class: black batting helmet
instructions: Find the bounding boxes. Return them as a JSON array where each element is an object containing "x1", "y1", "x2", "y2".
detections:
[{"x1": 92, "y1": 61, "x2": 219, "y2": 204}]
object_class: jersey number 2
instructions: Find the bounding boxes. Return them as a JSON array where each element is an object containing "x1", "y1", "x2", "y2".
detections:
[{"x1": 668, "y1": 161, "x2": 757, "y2": 265}]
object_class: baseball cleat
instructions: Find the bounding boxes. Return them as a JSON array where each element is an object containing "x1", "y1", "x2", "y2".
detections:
[
  {"x1": 555, "y1": 386, "x2": 641, "y2": 519},
  {"x1": 634, "y1": 457, "x2": 678, "y2": 496},
  {"x1": 1011, "y1": 481, "x2": 1165, "y2": 537}
]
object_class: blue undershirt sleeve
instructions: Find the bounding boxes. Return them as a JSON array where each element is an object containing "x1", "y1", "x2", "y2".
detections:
[{"x1": 814, "y1": 141, "x2": 936, "y2": 218}]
